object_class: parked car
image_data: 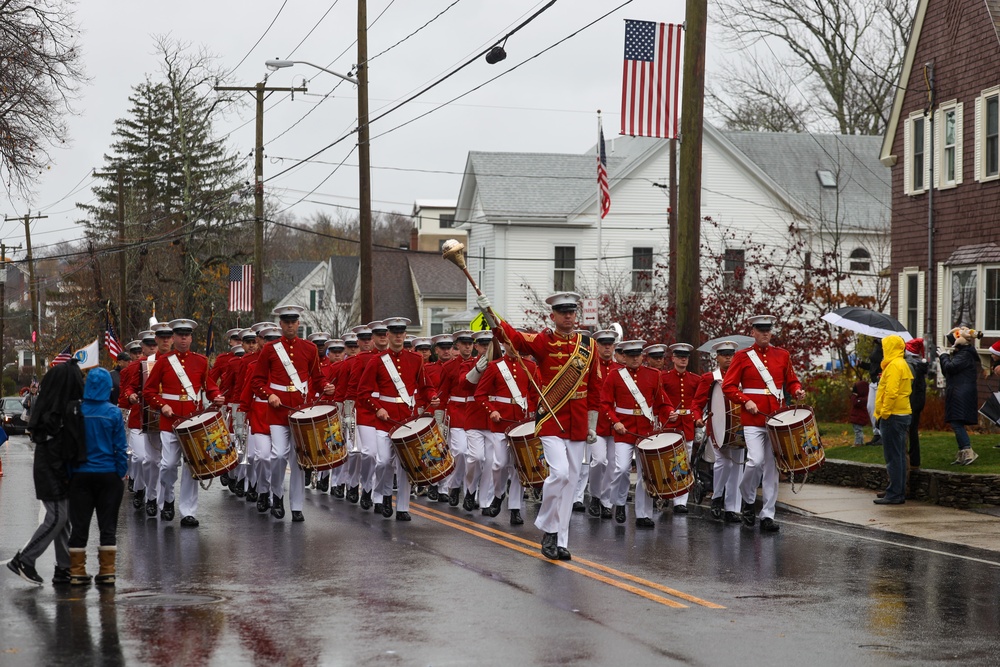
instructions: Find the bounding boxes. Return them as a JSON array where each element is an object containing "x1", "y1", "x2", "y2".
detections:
[{"x1": 1, "y1": 396, "x2": 27, "y2": 435}]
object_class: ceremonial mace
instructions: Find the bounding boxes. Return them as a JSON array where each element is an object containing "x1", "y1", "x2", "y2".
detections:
[{"x1": 442, "y1": 239, "x2": 563, "y2": 430}]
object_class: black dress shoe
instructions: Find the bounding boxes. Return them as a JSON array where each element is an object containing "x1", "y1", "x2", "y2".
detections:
[
  {"x1": 271, "y1": 496, "x2": 286, "y2": 519},
  {"x1": 333, "y1": 484, "x2": 345, "y2": 498},
  {"x1": 160, "y1": 501, "x2": 175, "y2": 521},
  {"x1": 132, "y1": 488, "x2": 145, "y2": 509},
  {"x1": 316, "y1": 476, "x2": 330, "y2": 492},
  {"x1": 572, "y1": 501, "x2": 586, "y2": 513},
  {"x1": 462, "y1": 491, "x2": 476, "y2": 511},
  {"x1": 724, "y1": 511, "x2": 742, "y2": 524},
  {"x1": 247, "y1": 486, "x2": 259, "y2": 502},
  {"x1": 741, "y1": 502, "x2": 756, "y2": 528},
  {"x1": 759, "y1": 517, "x2": 780, "y2": 532},
  {"x1": 347, "y1": 486, "x2": 360, "y2": 503},
  {"x1": 541, "y1": 532, "x2": 559, "y2": 560},
  {"x1": 257, "y1": 493, "x2": 271, "y2": 513},
  {"x1": 304, "y1": 472, "x2": 313, "y2": 488},
  {"x1": 587, "y1": 498, "x2": 602, "y2": 518},
  {"x1": 486, "y1": 496, "x2": 503, "y2": 517},
  {"x1": 710, "y1": 497, "x2": 724, "y2": 520},
  {"x1": 396, "y1": 511, "x2": 411, "y2": 521},
  {"x1": 382, "y1": 495, "x2": 394, "y2": 518},
  {"x1": 449, "y1": 488, "x2": 461, "y2": 507},
  {"x1": 180, "y1": 515, "x2": 200, "y2": 527},
  {"x1": 509, "y1": 509, "x2": 524, "y2": 525},
  {"x1": 234, "y1": 478, "x2": 246, "y2": 497},
  {"x1": 127, "y1": 477, "x2": 135, "y2": 492},
  {"x1": 600, "y1": 506, "x2": 612, "y2": 520},
  {"x1": 635, "y1": 517, "x2": 655, "y2": 528},
  {"x1": 374, "y1": 502, "x2": 384, "y2": 515},
  {"x1": 438, "y1": 489, "x2": 452, "y2": 503},
  {"x1": 145, "y1": 499, "x2": 158, "y2": 517},
  {"x1": 556, "y1": 547, "x2": 572, "y2": 561},
  {"x1": 873, "y1": 497, "x2": 905, "y2": 505},
  {"x1": 220, "y1": 472, "x2": 232, "y2": 488},
  {"x1": 673, "y1": 504, "x2": 689, "y2": 514},
  {"x1": 427, "y1": 485, "x2": 439, "y2": 501},
  {"x1": 360, "y1": 489, "x2": 373, "y2": 510},
  {"x1": 615, "y1": 505, "x2": 626, "y2": 524},
  {"x1": 291, "y1": 511, "x2": 304, "y2": 522}
]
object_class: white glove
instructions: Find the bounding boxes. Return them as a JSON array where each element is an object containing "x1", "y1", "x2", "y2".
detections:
[
  {"x1": 586, "y1": 410, "x2": 599, "y2": 444},
  {"x1": 476, "y1": 294, "x2": 491, "y2": 312}
]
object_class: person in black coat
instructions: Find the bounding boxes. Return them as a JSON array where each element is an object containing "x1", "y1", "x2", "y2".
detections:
[
  {"x1": 5, "y1": 360, "x2": 85, "y2": 586},
  {"x1": 939, "y1": 329, "x2": 982, "y2": 465}
]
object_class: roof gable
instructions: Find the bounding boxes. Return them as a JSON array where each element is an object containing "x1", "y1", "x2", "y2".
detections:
[{"x1": 264, "y1": 260, "x2": 323, "y2": 304}]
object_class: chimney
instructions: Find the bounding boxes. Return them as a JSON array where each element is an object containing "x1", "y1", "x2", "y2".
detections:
[{"x1": 410, "y1": 227, "x2": 419, "y2": 251}]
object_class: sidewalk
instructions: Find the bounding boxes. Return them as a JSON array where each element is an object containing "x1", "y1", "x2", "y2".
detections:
[{"x1": 777, "y1": 483, "x2": 1000, "y2": 554}]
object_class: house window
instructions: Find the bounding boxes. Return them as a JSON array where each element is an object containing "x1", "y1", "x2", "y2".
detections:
[
  {"x1": 906, "y1": 273, "x2": 919, "y2": 336},
  {"x1": 554, "y1": 246, "x2": 576, "y2": 291},
  {"x1": 950, "y1": 268, "x2": 977, "y2": 328},
  {"x1": 309, "y1": 289, "x2": 325, "y2": 311},
  {"x1": 988, "y1": 95, "x2": 999, "y2": 178},
  {"x1": 632, "y1": 247, "x2": 653, "y2": 292},
  {"x1": 849, "y1": 248, "x2": 871, "y2": 272},
  {"x1": 429, "y1": 307, "x2": 447, "y2": 336},
  {"x1": 723, "y1": 248, "x2": 745, "y2": 290},
  {"x1": 912, "y1": 116, "x2": 925, "y2": 191},
  {"x1": 943, "y1": 108, "x2": 957, "y2": 184},
  {"x1": 987, "y1": 268, "x2": 1000, "y2": 331},
  {"x1": 439, "y1": 214, "x2": 455, "y2": 229}
]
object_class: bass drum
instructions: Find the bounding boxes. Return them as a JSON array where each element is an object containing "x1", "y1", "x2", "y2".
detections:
[
  {"x1": 505, "y1": 421, "x2": 549, "y2": 489},
  {"x1": 635, "y1": 431, "x2": 693, "y2": 500},
  {"x1": 765, "y1": 406, "x2": 825, "y2": 474},
  {"x1": 709, "y1": 382, "x2": 745, "y2": 449},
  {"x1": 174, "y1": 410, "x2": 237, "y2": 480},
  {"x1": 288, "y1": 403, "x2": 347, "y2": 472},
  {"x1": 389, "y1": 416, "x2": 454, "y2": 485}
]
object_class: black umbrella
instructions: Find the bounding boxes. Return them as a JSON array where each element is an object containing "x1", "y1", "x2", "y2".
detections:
[
  {"x1": 697, "y1": 334, "x2": 755, "y2": 353},
  {"x1": 821, "y1": 307, "x2": 912, "y2": 341}
]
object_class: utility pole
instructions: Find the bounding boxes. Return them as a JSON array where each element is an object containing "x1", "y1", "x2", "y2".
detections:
[
  {"x1": 668, "y1": 138, "x2": 678, "y2": 315},
  {"x1": 0, "y1": 241, "x2": 6, "y2": 383},
  {"x1": 8, "y1": 213, "x2": 48, "y2": 372},
  {"x1": 215, "y1": 81, "x2": 306, "y2": 321},
  {"x1": 357, "y1": 0, "x2": 374, "y2": 322},
  {"x1": 676, "y1": 1, "x2": 707, "y2": 371}
]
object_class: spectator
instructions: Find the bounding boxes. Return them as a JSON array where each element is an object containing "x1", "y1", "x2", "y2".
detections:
[
  {"x1": 991, "y1": 341, "x2": 1000, "y2": 449},
  {"x1": 873, "y1": 335, "x2": 913, "y2": 505},
  {"x1": 20, "y1": 381, "x2": 38, "y2": 422},
  {"x1": 68, "y1": 367, "x2": 128, "y2": 586},
  {"x1": 109, "y1": 352, "x2": 130, "y2": 406},
  {"x1": 903, "y1": 338, "x2": 928, "y2": 471},
  {"x1": 6, "y1": 361, "x2": 85, "y2": 586},
  {"x1": 939, "y1": 327, "x2": 982, "y2": 466},
  {"x1": 848, "y1": 379, "x2": 870, "y2": 446},
  {"x1": 860, "y1": 337, "x2": 884, "y2": 446}
]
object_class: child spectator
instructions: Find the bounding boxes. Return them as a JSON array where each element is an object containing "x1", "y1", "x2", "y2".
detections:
[{"x1": 849, "y1": 379, "x2": 870, "y2": 446}]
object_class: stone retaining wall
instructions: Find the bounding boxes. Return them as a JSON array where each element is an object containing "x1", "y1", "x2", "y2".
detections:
[{"x1": 808, "y1": 459, "x2": 1000, "y2": 509}]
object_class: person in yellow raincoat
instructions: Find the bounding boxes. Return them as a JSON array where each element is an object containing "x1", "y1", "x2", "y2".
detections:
[{"x1": 873, "y1": 335, "x2": 912, "y2": 505}]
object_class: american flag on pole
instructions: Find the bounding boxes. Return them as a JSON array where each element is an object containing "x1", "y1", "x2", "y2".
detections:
[
  {"x1": 50, "y1": 345, "x2": 72, "y2": 367},
  {"x1": 105, "y1": 322, "x2": 123, "y2": 359},
  {"x1": 228, "y1": 265, "x2": 253, "y2": 312},
  {"x1": 621, "y1": 20, "x2": 683, "y2": 138},
  {"x1": 597, "y1": 118, "x2": 611, "y2": 219}
]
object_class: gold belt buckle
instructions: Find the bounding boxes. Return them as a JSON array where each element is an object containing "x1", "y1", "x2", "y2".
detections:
[
  {"x1": 634, "y1": 408, "x2": 643, "y2": 416},
  {"x1": 764, "y1": 389, "x2": 772, "y2": 396},
  {"x1": 286, "y1": 385, "x2": 296, "y2": 392},
  {"x1": 179, "y1": 394, "x2": 189, "y2": 401}
]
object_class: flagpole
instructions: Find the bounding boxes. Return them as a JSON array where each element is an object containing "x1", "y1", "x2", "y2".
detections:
[{"x1": 596, "y1": 110, "x2": 603, "y2": 294}]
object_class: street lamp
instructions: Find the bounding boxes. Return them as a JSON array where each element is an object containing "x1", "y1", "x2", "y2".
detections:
[{"x1": 265, "y1": 60, "x2": 357, "y2": 85}]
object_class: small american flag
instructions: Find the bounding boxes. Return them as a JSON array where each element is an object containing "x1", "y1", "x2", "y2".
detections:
[
  {"x1": 621, "y1": 20, "x2": 683, "y2": 139},
  {"x1": 597, "y1": 119, "x2": 611, "y2": 219},
  {"x1": 229, "y1": 265, "x2": 253, "y2": 312},
  {"x1": 50, "y1": 345, "x2": 72, "y2": 367},
  {"x1": 105, "y1": 323, "x2": 123, "y2": 358}
]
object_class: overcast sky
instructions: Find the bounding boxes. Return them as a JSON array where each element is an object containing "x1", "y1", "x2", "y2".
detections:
[{"x1": 3, "y1": 0, "x2": 734, "y2": 255}]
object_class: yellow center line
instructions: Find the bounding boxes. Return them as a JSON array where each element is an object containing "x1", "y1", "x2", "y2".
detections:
[
  {"x1": 414, "y1": 502, "x2": 725, "y2": 609},
  {"x1": 407, "y1": 505, "x2": 687, "y2": 609}
]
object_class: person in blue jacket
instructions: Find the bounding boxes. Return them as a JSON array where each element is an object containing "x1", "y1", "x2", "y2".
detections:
[{"x1": 68, "y1": 367, "x2": 128, "y2": 586}]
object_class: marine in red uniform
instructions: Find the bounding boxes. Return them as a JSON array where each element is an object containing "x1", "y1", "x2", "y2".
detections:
[
  {"x1": 423, "y1": 334, "x2": 454, "y2": 501},
  {"x1": 484, "y1": 291, "x2": 602, "y2": 561},
  {"x1": 242, "y1": 324, "x2": 280, "y2": 511},
  {"x1": 143, "y1": 319, "x2": 224, "y2": 526},
  {"x1": 584, "y1": 329, "x2": 620, "y2": 519},
  {"x1": 660, "y1": 343, "x2": 703, "y2": 512},
  {"x1": 334, "y1": 325, "x2": 377, "y2": 505},
  {"x1": 357, "y1": 317, "x2": 439, "y2": 520},
  {"x1": 305, "y1": 331, "x2": 332, "y2": 492},
  {"x1": 119, "y1": 339, "x2": 146, "y2": 509},
  {"x1": 343, "y1": 321, "x2": 391, "y2": 511},
  {"x1": 722, "y1": 315, "x2": 805, "y2": 532},
  {"x1": 436, "y1": 330, "x2": 476, "y2": 507}
]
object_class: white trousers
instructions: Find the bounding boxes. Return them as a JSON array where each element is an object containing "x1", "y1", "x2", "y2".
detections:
[
  {"x1": 712, "y1": 444, "x2": 745, "y2": 512},
  {"x1": 357, "y1": 425, "x2": 379, "y2": 492},
  {"x1": 440, "y1": 428, "x2": 468, "y2": 492},
  {"x1": 373, "y1": 428, "x2": 411, "y2": 511},
  {"x1": 128, "y1": 429, "x2": 146, "y2": 492},
  {"x1": 251, "y1": 433, "x2": 272, "y2": 494},
  {"x1": 465, "y1": 429, "x2": 489, "y2": 498},
  {"x1": 158, "y1": 431, "x2": 199, "y2": 518},
  {"x1": 611, "y1": 442, "x2": 652, "y2": 519},
  {"x1": 486, "y1": 432, "x2": 522, "y2": 510},
  {"x1": 270, "y1": 425, "x2": 305, "y2": 511},
  {"x1": 144, "y1": 432, "x2": 162, "y2": 501},
  {"x1": 572, "y1": 444, "x2": 590, "y2": 504},
  {"x1": 740, "y1": 426, "x2": 778, "y2": 520},
  {"x1": 534, "y1": 436, "x2": 584, "y2": 549}
]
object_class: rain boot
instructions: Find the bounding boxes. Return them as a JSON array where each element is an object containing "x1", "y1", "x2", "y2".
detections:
[
  {"x1": 95, "y1": 546, "x2": 116, "y2": 586},
  {"x1": 69, "y1": 548, "x2": 92, "y2": 586}
]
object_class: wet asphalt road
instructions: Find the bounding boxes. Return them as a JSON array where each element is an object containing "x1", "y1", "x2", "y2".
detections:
[{"x1": 2, "y1": 434, "x2": 1000, "y2": 666}]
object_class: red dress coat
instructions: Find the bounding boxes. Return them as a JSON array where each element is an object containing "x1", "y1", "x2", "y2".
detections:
[
  {"x1": 118, "y1": 359, "x2": 143, "y2": 429},
  {"x1": 250, "y1": 337, "x2": 324, "y2": 427},
  {"x1": 497, "y1": 322, "x2": 602, "y2": 441},
  {"x1": 438, "y1": 356, "x2": 475, "y2": 430},
  {"x1": 661, "y1": 369, "x2": 703, "y2": 441},
  {"x1": 337, "y1": 351, "x2": 379, "y2": 428},
  {"x1": 722, "y1": 343, "x2": 802, "y2": 428},
  {"x1": 600, "y1": 365, "x2": 673, "y2": 445},
  {"x1": 358, "y1": 349, "x2": 437, "y2": 432},
  {"x1": 143, "y1": 351, "x2": 220, "y2": 432},
  {"x1": 472, "y1": 357, "x2": 539, "y2": 433},
  {"x1": 593, "y1": 357, "x2": 617, "y2": 437}
]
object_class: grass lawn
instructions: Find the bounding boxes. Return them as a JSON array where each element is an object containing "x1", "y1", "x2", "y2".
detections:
[{"x1": 817, "y1": 422, "x2": 1000, "y2": 474}]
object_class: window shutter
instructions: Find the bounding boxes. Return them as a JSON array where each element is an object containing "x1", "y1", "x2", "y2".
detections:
[
  {"x1": 310, "y1": 290, "x2": 316, "y2": 311},
  {"x1": 903, "y1": 119, "x2": 912, "y2": 195},
  {"x1": 933, "y1": 110, "x2": 942, "y2": 189},
  {"x1": 924, "y1": 116, "x2": 932, "y2": 191},
  {"x1": 975, "y1": 96, "x2": 983, "y2": 182},
  {"x1": 936, "y1": 263, "x2": 946, "y2": 344},
  {"x1": 917, "y1": 270, "x2": 926, "y2": 339},
  {"x1": 955, "y1": 102, "x2": 964, "y2": 184},
  {"x1": 897, "y1": 272, "x2": 906, "y2": 324}
]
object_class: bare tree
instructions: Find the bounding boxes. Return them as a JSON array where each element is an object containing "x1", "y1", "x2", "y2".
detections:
[
  {"x1": 711, "y1": 0, "x2": 915, "y2": 135},
  {"x1": 0, "y1": 0, "x2": 86, "y2": 193}
]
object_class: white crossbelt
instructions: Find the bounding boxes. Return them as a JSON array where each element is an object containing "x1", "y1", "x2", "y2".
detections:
[
  {"x1": 742, "y1": 388, "x2": 780, "y2": 395},
  {"x1": 449, "y1": 396, "x2": 472, "y2": 403},
  {"x1": 372, "y1": 392, "x2": 407, "y2": 404}
]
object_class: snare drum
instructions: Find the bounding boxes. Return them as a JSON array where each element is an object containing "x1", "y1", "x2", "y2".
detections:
[
  {"x1": 288, "y1": 403, "x2": 347, "y2": 472},
  {"x1": 389, "y1": 416, "x2": 454, "y2": 485},
  {"x1": 505, "y1": 421, "x2": 549, "y2": 489},
  {"x1": 635, "y1": 431, "x2": 693, "y2": 499},
  {"x1": 765, "y1": 406, "x2": 825, "y2": 474},
  {"x1": 708, "y1": 382, "x2": 745, "y2": 449},
  {"x1": 174, "y1": 410, "x2": 238, "y2": 480}
]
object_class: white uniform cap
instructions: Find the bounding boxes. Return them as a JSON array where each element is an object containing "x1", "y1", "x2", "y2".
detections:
[
  {"x1": 272, "y1": 304, "x2": 306, "y2": 318},
  {"x1": 592, "y1": 329, "x2": 617, "y2": 343},
  {"x1": 126, "y1": 340, "x2": 143, "y2": 352},
  {"x1": 619, "y1": 339, "x2": 647, "y2": 354},
  {"x1": 545, "y1": 291, "x2": 583, "y2": 312},
  {"x1": 308, "y1": 331, "x2": 331, "y2": 344},
  {"x1": 169, "y1": 319, "x2": 198, "y2": 334},
  {"x1": 226, "y1": 328, "x2": 242, "y2": 340},
  {"x1": 432, "y1": 334, "x2": 454, "y2": 346},
  {"x1": 260, "y1": 326, "x2": 282, "y2": 340},
  {"x1": 453, "y1": 330, "x2": 475, "y2": 342},
  {"x1": 367, "y1": 320, "x2": 388, "y2": 332},
  {"x1": 712, "y1": 340, "x2": 739, "y2": 354},
  {"x1": 151, "y1": 322, "x2": 174, "y2": 336},
  {"x1": 412, "y1": 337, "x2": 432, "y2": 349},
  {"x1": 643, "y1": 343, "x2": 667, "y2": 356},
  {"x1": 232, "y1": 345, "x2": 245, "y2": 356},
  {"x1": 342, "y1": 332, "x2": 359, "y2": 344},
  {"x1": 239, "y1": 329, "x2": 256, "y2": 341},
  {"x1": 250, "y1": 321, "x2": 273, "y2": 333},
  {"x1": 749, "y1": 314, "x2": 777, "y2": 329},
  {"x1": 669, "y1": 343, "x2": 694, "y2": 356},
  {"x1": 138, "y1": 330, "x2": 156, "y2": 343},
  {"x1": 384, "y1": 317, "x2": 411, "y2": 330},
  {"x1": 326, "y1": 339, "x2": 345, "y2": 350},
  {"x1": 351, "y1": 324, "x2": 372, "y2": 336},
  {"x1": 472, "y1": 330, "x2": 494, "y2": 342}
]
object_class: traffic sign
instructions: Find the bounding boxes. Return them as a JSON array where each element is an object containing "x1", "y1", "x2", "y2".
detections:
[{"x1": 581, "y1": 298, "x2": 599, "y2": 326}]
